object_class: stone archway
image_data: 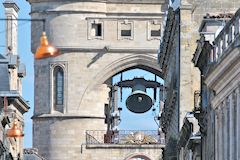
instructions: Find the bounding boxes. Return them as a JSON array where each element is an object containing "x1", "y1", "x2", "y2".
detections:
[
  {"x1": 125, "y1": 153, "x2": 152, "y2": 160},
  {"x1": 79, "y1": 54, "x2": 164, "y2": 109},
  {"x1": 87, "y1": 54, "x2": 163, "y2": 91},
  {"x1": 79, "y1": 54, "x2": 164, "y2": 108}
]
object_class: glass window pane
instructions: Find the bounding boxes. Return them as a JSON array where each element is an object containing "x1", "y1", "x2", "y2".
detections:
[
  {"x1": 54, "y1": 67, "x2": 64, "y2": 106},
  {"x1": 121, "y1": 30, "x2": 131, "y2": 36},
  {"x1": 151, "y1": 30, "x2": 160, "y2": 37}
]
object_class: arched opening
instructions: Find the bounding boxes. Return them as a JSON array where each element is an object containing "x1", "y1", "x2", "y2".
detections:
[
  {"x1": 87, "y1": 54, "x2": 163, "y2": 91},
  {"x1": 125, "y1": 154, "x2": 152, "y2": 160},
  {"x1": 112, "y1": 68, "x2": 163, "y2": 131},
  {"x1": 84, "y1": 54, "x2": 165, "y2": 146},
  {"x1": 93, "y1": 55, "x2": 164, "y2": 132}
]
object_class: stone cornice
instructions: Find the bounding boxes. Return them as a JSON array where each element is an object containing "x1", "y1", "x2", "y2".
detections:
[
  {"x1": 30, "y1": 10, "x2": 164, "y2": 17},
  {"x1": 160, "y1": 89, "x2": 177, "y2": 132},
  {"x1": 192, "y1": 35, "x2": 206, "y2": 66},
  {"x1": 27, "y1": 0, "x2": 167, "y2": 4},
  {"x1": 192, "y1": 35, "x2": 212, "y2": 73},
  {"x1": 57, "y1": 47, "x2": 158, "y2": 54},
  {"x1": 178, "y1": 114, "x2": 200, "y2": 148},
  {"x1": 0, "y1": 91, "x2": 30, "y2": 114},
  {"x1": 32, "y1": 114, "x2": 105, "y2": 120},
  {"x1": 86, "y1": 144, "x2": 165, "y2": 149},
  {"x1": 3, "y1": 2, "x2": 20, "y2": 13},
  {"x1": 205, "y1": 47, "x2": 240, "y2": 92},
  {"x1": 211, "y1": 72, "x2": 240, "y2": 109},
  {"x1": 85, "y1": 17, "x2": 163, "y2": 21},
  {"x1": 194, "y1": 106, "x2": 208, "y2": 135},
  {"x1": 178, "y1": 117, "x2": 192, "y2": 147},
  {"x1": 158, "y1": 7, "x2": 177, "y2": 74},
  {"x1": 13, "y1": 98, "x2": 30, "y2": 114}
]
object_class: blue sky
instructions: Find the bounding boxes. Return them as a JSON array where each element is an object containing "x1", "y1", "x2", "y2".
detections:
[{"x1": 0, "y1": 0, "x2": 162, "y2": 148}]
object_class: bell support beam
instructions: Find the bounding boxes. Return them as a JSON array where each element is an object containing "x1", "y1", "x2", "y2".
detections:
[{"x1": 116, "y1": 78, "x2": 163, "y2": 88}]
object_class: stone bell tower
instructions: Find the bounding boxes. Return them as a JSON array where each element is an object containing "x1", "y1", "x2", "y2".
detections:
[{"x1": 29, "y1": 0, "x2": 168, "y2": 159}]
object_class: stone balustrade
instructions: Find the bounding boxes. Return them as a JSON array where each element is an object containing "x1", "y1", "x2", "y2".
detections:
[{"x1": 211, "y1": 9, "x2": 240, "y2": 63}]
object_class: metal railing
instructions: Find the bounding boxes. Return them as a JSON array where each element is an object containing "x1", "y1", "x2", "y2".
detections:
[
  {"x1": 211, "y1": 9, "x2": 240, "y2": 63},
  {"x1": 86, "y1": 130, "x2": 165, "y2": 145}
]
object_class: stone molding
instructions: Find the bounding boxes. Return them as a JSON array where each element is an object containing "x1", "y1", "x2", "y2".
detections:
[
  {"x1": 32, "y1": 114, "x2": 105, "y2": 119},
  {"x1": 117, "y1": 20, "x2": 134, "y2": 40},
  {"x1": 49, "y1": 61, "x2": 68, "y2": 114},
  {"x1": 28, "y1": 0, "x2": 167, "y2": 4},
  {"x1": 30, "y1": 11, "x2": 165, "y2": 17},
  {"x1": 87, "y1": 54, "x2": 163, "y2": 91},
  {"x1": 205, "y1": 48, "x2": 240, "y2": 95},
  {"x1": 124, "y1": 153, "x2": 154, "y2": 160},
  {"x1": 3, "y1": 1, "x2": 19, "y2": 13},
  {"x1": 147, "y1": 20, "x2": 161, "y2": 41},
  {"x1": 158, "y1": 7, "x2": 177, "y2": 74},
  {"x1": 58, "y1": 47, "x2": 158, "y2": 53},
  {"x1": 86, "y1": 17, "x2": 163, "y2": 21},
  {"x1": 86, "y1": 144, "x2": 165, "y2": 149},
  {"x1": 87, "y1": 19, "x2": 104, "y2": 40}
]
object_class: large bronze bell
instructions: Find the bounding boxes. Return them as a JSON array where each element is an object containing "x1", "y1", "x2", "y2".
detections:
[{"x1": 126, "y1": 83, "x2": 152, "y2": 113}]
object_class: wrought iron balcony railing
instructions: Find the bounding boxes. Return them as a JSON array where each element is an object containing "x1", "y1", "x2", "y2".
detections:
[{"x1": 86, "y1": 130, "x2": 165, "y2": 145}]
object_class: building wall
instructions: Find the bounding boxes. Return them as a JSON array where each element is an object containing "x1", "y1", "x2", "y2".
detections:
[
  {"x1": 159, "y1": 1, "x2": 240, "y2": 160},
  {"x1": 81, "y1": 145, "x2": 163, "y2": 160},
  {"x1": 192, "y1": 8, "x2": 240, "y2": 160},
  {"x1": 205, "y1": 47, "x2": 240, "y2": 160},
  {"x1": 29, "y1": 0, "x2": 168, "y2": 159},
  {"x1": 178, "y1": 0, "x2": 239, "y2": 129}
]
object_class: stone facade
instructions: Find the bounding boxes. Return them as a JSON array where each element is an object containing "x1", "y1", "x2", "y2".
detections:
[
  {"x1": 0, "y1": 1, "x2": 30, "y2": 159},
  {"x1": 29, "y1": 0, "x2": 168, "y2": 159},
  {"x1": 193, "y1": 8, "x2": 240, "y2": 160},
  {"x1": 177, "y1": 113, "x2": 201, "y2": 160},
  {"x1": 158, "y1": 7, "x2": 179, "y2": 159},
  {"x1": 82, "y1": 144, "x2": 163, "y2": 160},
  {"x1": 158, "y1": 0, "x2": 239, "y2": 160}
]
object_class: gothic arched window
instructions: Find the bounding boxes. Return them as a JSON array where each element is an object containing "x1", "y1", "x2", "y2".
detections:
[{"x1": 53, "y1": 66, "x2": 64, "y2": 109}]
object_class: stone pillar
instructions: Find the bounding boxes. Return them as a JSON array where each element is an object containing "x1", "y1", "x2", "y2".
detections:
[
  {"x1": 112, "y1": 85, "x2": 119, "y2": 130},
  {"x1": 179, "y1": 5, "x2": 200, "y2": 129},
  {"x1": 229, "y1": 93, "x2": 234, "y2": 160},
  {"x1": 221, "y1": 102, "x2": 227, "y2": 160},
  {"x1": 3, "y1": 0, "x2": 19, "y2": 55},
  {"x1": 218, "y1": 107, "x2": 223, "y2": 160},
  {"x1": 223, "y1": 100, "x2": 228, "y2": 160},
  {"x1": 215, "y1": 109, "x2": 219, "y2": 160},
  {"x1": 237, "y1": 86, "x2": 240, "y2": 160}
]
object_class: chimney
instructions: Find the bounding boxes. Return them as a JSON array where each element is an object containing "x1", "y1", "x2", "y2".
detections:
[{"x1": 3, "y1": 0, "x2": 19, "y2": 55}]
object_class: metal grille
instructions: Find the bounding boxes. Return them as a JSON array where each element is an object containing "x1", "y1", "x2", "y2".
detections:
[{"x1": 86, "y1": 130, "x2": 165, "y2": 145}]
